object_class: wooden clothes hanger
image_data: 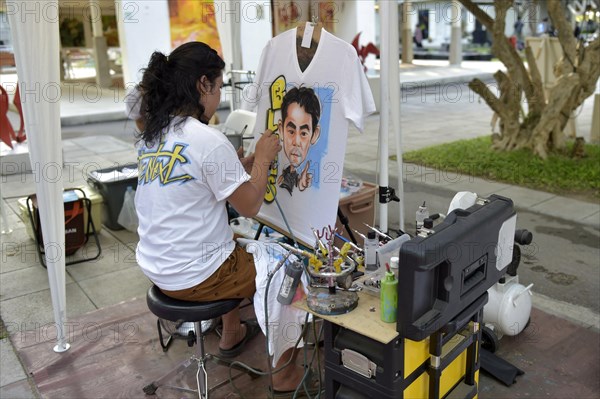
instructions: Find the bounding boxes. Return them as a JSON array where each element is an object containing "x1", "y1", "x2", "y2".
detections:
[
  {"x1": 295, "y1": 18, "x2": 323, "y2": 72},
  {"x1": 296, "y1": 19, "x2": 323, "y2": 45}
]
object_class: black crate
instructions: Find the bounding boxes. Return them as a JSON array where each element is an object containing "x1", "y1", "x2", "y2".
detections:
[{"x1": 86, "y1": 163, "x2": 138, "y2": 230}]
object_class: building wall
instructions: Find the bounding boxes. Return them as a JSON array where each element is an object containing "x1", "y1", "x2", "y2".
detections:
[
  {"x1": 0, "y1": 11, "x2": 14, "y2": 48},
  {"x1": 116, "y1": 0, "x2": 170, "y2": 86},
  {"x1": 334, "y1": 1, "x2": 376, "y2": 69},
  {"x1": 407, "y1": 0, "x2": 546, "y2": 48},
  {"x1": 239, "y1": 0, "x2": 272, "y2": 71}
]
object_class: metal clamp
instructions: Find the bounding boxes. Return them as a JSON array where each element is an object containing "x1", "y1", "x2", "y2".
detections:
[
  {"x1": 341, "y1": 349, "x2": 377, "y2": 378},
  {"x1": 378, "y1": 186, "x2": 400, "y2": 204}
]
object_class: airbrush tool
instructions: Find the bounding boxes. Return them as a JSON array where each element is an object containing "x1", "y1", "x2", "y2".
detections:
[
  {"x1": 364, "y1": 223, "x2": 393, "y2": 241},
  {"x1": 353, "y1": 229, "x2": 367, "y2": 242}
]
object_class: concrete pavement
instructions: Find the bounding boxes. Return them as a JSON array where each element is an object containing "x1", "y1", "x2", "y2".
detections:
[{"x1": 1, "y1": 59, "x2": 598, "y2": 398}]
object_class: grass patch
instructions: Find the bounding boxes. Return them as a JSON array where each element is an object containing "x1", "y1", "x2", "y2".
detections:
[{"x1": 398, "y1": 136, "x2": 600, "y2": 200}]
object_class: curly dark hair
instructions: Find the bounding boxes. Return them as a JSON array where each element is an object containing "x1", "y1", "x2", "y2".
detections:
[
  {"x1": 137, "y1": 42, "x2": 225, "y2": 147},
  {"x1": 281, "y1": 87, "x2": 321, "y2": 134}
]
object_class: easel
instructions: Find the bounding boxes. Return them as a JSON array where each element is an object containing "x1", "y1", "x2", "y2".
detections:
[
  {"x1": 252, "y1": 205, "x2": 359, "y2": 247},
  {"x1": 252, "y1": 216, "x2": 307, "y2": 247},
  {"x1": 251, "y1": 17, "x2": 357, "y2": 249}
]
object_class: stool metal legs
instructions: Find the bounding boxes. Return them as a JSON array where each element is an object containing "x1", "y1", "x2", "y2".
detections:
[
  {"x1": 144, "y1": 321, "x2": 260, "y2": 398},
  {"x1": 196, "y1": 321, "x2": 208, "y2": 398},
  {"x1": 143, "y1": 322, "x2": 208, "y2": 397}
]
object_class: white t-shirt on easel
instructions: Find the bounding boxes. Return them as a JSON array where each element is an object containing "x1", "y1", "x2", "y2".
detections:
[{"x1": 243, "y1": 27, "x2": 376, "y2": 246}]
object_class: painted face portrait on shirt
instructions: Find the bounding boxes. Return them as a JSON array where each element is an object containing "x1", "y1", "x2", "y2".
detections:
[{"x1": 278, "y1": 87, "x2": 321, "y2": 168}]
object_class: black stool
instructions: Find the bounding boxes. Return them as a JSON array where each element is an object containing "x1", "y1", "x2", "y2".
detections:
[{"x1": 143, "y1": 285, "x2": 260, "y2": 397}]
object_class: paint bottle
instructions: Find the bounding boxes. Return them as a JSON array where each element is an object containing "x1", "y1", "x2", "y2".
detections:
[
  {"x1": 364, "y1": 231, "x2": 379, "y2": 272},
  {"x1": 277, "y1": 260, "x2": 303, "y2": 305},
  {"x1": 380, "y1": 264, "x2": 398, "y2": 323},
  {"x1": 416, "y1": 201, "x2": 429, "y2": 235},
  {"x1": 390, "y1": 256, "x2": 399, "y2": 279}
]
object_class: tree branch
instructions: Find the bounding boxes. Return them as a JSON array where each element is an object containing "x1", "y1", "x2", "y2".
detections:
[
  {"x1": 575, "y1": 35, "x2": 600, "y2": 85},
  {"x1": 547, "y1": 0, "x2": 577, "y2": 72},
  {"x1": 531, "y1": 73, "x2": 579, "y2": 157},
  {"x1": 479, "y1": 1, "x2": 538, "y2": 108},
  {"x1": 498, "y1": 71, "x2": 519, "y2": 100},
  {"x1": 525, "y1": 46, "x2": 546, "y2": 114},
  {"x1": 491, "y1": 0, "x2": 510, "y2": 40},
  {"x1": 457, "y1": 0, "x2": 493, "y2": 31},
  {"x1": 469, "y1": 78, "x2": 506, "y2": 119},
  {"x1": 558, "y1": 37, "x2": 600, "y2": 122}
]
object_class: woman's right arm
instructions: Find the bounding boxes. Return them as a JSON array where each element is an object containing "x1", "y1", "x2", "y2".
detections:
[{"x1": 227, "y1": 130, "x2": 281, "y2": 217}]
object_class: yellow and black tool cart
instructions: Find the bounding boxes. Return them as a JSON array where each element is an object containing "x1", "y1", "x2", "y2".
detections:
[
  {"x1": 296, "y1": 194, "x2": 517, "y2": 398},
  {"x1": 297, "y1": 290, "x2": 483, "y2": 399}
]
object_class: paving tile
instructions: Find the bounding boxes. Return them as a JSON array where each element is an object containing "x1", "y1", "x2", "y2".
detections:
[
  {"x1": 400, "y1": 167, "x2": 507, "y2": 196},
  {"x1": 0, "y1": 338, "x2": 27, "y2": 386},
  {"x1": 62, "y1": 154, "x2": 113, "y2": 170},
  {"x1": 581, "y1": 211, "x2": 600, "y2": 228},
  {"x1": 0, "y1": 379, "x2": 37, "y2": 399},
  {"x1": 102, "y1": 227, "x2": 139, "y2": 250},
  {"x1": 530, "y1": 196, "x2": 600, "y2": 225},
  {"x1": 492, "y1": 185, "x2": 557, "y2": 209},
  {"x1": 0, "y1": 176, "x2": 36, "y2": 200},
  {"x1": 77, "y1": 267, "x2": 152, "y2": 309},
  {"x1": 0, "y1": 264, "x2": 74, "y2": 301},
  {"x1": 68, "y1": 136, "x2": 133, "y2": 154},
  {"x1": 98, "y1": 149, "x2": 137, "y2": 163},
  {"x1": 345, "y1": 159, "x2": 378, "y2": 175},
  {"x1": 1, "y1": 282, "x2": 96, "y2": 327},
  {"x1": 4, "y1": 198, "x2": 30, "y2": 224},
  {"x1": 66, "y1": 233, "x2": 138, "y2": 282},
  {"x1": 0, "y1": 230, "x2": 41, "y2": 273},
  {"x1": 2, "y1": 211, "x2": 31, "y2": 233}
]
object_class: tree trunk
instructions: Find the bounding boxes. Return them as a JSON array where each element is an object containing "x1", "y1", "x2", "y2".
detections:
[{"x1": 459, "y1": 0, "x2": 600, "y2": 159}]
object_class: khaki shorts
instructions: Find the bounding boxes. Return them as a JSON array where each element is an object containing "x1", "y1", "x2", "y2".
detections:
[{"x1": 161, "y1": 245, "x2": 256, "y2": 302}]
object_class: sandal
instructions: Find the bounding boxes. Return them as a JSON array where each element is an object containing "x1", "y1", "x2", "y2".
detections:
[{"x1": 218, "y1": 319, "x2": 261, "y2": 359}]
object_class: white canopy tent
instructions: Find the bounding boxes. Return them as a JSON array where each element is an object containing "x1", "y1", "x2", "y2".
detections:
[{"x1": 7, "y1": 0, "x2": 69, "y2": 352}]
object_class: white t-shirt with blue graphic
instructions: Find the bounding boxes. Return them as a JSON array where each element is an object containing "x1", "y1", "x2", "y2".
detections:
[{"x1": 135, "y1": 116, "x2": 250, "y2": 291}]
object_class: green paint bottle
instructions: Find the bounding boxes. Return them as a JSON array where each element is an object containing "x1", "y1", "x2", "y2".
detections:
[{"x1": 380, "y1": 265, "x2": 398, "y2": 323}]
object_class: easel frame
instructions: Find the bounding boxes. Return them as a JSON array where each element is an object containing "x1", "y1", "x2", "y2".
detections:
[{"x1": 251, "y1": 204, "x2": 360, "y2": 249}]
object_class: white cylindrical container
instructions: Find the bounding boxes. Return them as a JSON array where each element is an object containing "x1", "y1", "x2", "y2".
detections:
[
  {"x1": 484, "y1": 279, "x2": 533, "y2": 337},
  {"x1": 415, "y1": 202, "x2": 429, "y2": 234},
  {"x1": 364, "y1": 231, "x2": 379, "y2": 272}
]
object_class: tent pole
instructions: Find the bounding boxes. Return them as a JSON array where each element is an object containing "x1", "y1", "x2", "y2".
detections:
[
  {"x1": 389, "y1": 0, "x2": 405, "y2": 231},
  {"x1": 378, "y1": 0, "x2": 391, "y2": 234},
  {"x1": 8, "y1": 0, "x2": 70, "y2": 352}
]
